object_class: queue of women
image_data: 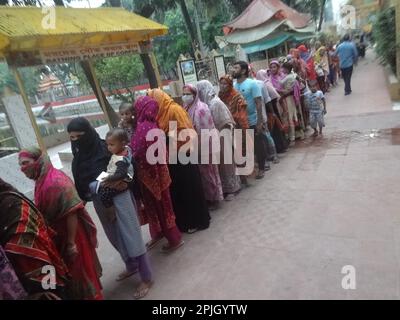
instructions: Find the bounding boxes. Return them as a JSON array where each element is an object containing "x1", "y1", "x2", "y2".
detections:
[{"x1": 0, "y1": 42, "x2": 338, "y2": 300}]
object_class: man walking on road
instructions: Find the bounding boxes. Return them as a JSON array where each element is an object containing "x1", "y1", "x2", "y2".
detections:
[{"x1": 336, "y1": 34, "x2": 358, "y2": 96}]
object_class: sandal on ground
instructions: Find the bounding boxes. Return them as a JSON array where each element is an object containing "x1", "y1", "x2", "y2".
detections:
[
  {"x1": 146, "y1": 238, "x2": 163, "y2": 250},
  {"x1": 134, "y1": 281, "x2": 153, "y2": 300},
  {"x1": 116, "y1": 269, "x2": 138, "y2": 282},
  {"x1": 161, "y1": 240, "x2": 185, "y2": 254}
]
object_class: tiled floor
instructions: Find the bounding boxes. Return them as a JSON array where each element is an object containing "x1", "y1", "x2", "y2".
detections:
[{"x1": 75, "y1": 50, "x2": 400, "y2": 299}]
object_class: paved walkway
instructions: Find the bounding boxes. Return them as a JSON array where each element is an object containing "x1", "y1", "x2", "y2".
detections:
[{"x1": 86, "y1": 50, "x2": 400, "y2": 300}]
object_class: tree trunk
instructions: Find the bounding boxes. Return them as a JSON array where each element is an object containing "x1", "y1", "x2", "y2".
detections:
[
  {"x1": 176, "y1": 0, "x2": 198, "y2": 54},
  {"x1": 140, "y1": 54, "x2": 159, "y2": 88},
  {"x1": 318, "y1": 0, "x2": 327, "y2": 32}
]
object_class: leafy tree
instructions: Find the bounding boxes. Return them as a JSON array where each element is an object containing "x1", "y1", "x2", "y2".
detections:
[
  {"x1": 95, "y1": 55, "x2": 144, "y2": 102},
  {"x1": 0, "y1": 63, "x2": 41, "y2": 98},
  {"x1": 373, "y1": 7, "x2": 397, "y2": 75}
]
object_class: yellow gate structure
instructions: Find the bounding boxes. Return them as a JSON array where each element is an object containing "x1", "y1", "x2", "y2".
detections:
[{"x1": 0, "y1": 6, "x2": 168, "y2": 151}]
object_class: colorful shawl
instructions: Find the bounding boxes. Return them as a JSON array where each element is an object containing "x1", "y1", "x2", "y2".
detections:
[
  {"x1": 297, "y1": 45, "x2": 317, "y2": 81},
  {"x1": 131, "y1": 96, "x2": 171, "y2": 201},
  {"x1": 269, "y1": 60, "x2": 285, "y2": 91},
  {"x1": 289, "y1": 48, "x2": 307, "y2": 80},
  {"x1": 182, "y1": 84, "x2": 218, "y2": 158},
  {"x1": 255, "y1": 70, "x2": 280, "y2": 100},
  {"x1": 314, "y1": 46, "x2": 330, "y2": 73},
  {"x1": 147, "y1": 88, "x2": 194, "y2": 134},
  {"x1": 18, "y1": 147, "x2": 98, "y2": 248},
  {"x1": 182, "y1": 84, "x2": 216, "y2": 133},
  {"x1": 218, "y1": 75, "x2": 249, "y2": 130},
  {"x1": 0, "y1": 179, "x2": 69, "y2": 292},
  {"x1": 196, "y1": 80, "x2": 235, "y2": 131}
]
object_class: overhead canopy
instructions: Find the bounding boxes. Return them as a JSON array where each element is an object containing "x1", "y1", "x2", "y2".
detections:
[
  {"x1": 224, "y1": 19, "x2": 314, "y2": 45},
  {"x1": 219, "y1": 0, "x2": 314, "y2": 56},
  {"x1": 241, "y1": 31, "x2": 314, "y2": 55},
  {"x1": 0, "y1": 7, "x2": 168, "y2": 56},
  {"x1": 223, "y1": 0, "x2": 311, "y2": 35}
]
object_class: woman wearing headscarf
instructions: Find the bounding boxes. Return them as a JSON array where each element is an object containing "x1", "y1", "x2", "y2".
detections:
[
  {"x1": 0, "y1": 178, "x2": 68, "y2": 298},
  {"x1": 255, "y1": 70, "x2": 282, "y2": 122},
  {"x1": 289, "y1": 48, "x2": 307, "y2": 81},
  {"x1": 218, "y1": 75, "x2": 249, "y2": 131},
  {"x1": 270, "y1": 60, "x2": 304, "y2": 146},
  {"x1": 289, "y1": 48, "x2": 310, "y2": 128},
  {"x1": 179, "y1": 84, "x2": 223, "y2": 208},
  {"x1": 131, "y1": 96, "x2": 184, "y2": 253},
  {"x1": 67, "y1": 117, "x2": 152, "y2": 299},
  {"x1": 255, "y1": 70, "x2": 288, "y2": 153},
  {"x1": 147, "y1": 89, "x2": 210, "y2": 234},
  {"x1": 297, "y1": 44, "x2": 318, "y2": 82},
  {"x1": 18, "y1": 147, "x2": 103, "y2": 300},
  {"x1": 314, "y1": 46, "x2": 330, "y2": 93},
  {"x1": 195, "y1": 80, "x2": 241, "y2": 200}
]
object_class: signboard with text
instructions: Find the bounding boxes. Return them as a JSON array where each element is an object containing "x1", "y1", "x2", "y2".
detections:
[
  {"x1": 40, "y1": 42, "x2": 141, "y2": 64},
  {"x1": 6, "y1": 41, "x2": 151, "y2": 67}
]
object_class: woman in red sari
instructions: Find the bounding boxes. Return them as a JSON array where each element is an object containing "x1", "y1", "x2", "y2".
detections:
[
  {"x1": 18, "y1": 147, "x2": 103, "y2": 300},
  {"x1": 0, "y1": 178, "x2": 69, "y2": 298},
  {"x1": 297, "y1": 44, "x2": 318, "y2": 82},
  {"x1": 131, "y1": 96, "x2": 184, "y2": 253}
]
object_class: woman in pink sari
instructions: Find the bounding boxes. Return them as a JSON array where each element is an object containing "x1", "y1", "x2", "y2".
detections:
[
  {"x1": 18, "y1": 147, "x2": 103, "y2": 300},
  {"x1": 182, "y1": 84, "x2": 224, "y2": 210},
  {"x1": 131, "y1": 96, "x2": 184, "y2": 253}
]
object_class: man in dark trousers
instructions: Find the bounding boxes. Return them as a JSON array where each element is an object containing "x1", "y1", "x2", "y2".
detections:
[{"x1": 336, "y1": 34, "x2": 358, "y2": 96}]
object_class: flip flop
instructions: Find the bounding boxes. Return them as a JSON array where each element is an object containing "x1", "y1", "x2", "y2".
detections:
[
  {"x1": 146, "y1": 238, "x2": 163, "y2": 250},
  {"x1": 161, "y1": 240, "x2": 185, "y2": 254},
  {"x1": 116, "y1": 269, "x2": 138, "y2": 282}
]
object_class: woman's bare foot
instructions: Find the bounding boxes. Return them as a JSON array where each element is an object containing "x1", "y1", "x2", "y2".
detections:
[
  {"x1": 134, "y1": 281, "x2": 153, "y2": 299},
  {"x1": 312, "y1": 130, "x2": 318, "y2": 137}
]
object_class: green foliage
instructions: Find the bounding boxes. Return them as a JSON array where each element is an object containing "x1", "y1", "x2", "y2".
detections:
[
  {"x1": 373, "y1": 7, "x2": 397, "y2": 74},
  {"x1": 94, "y1": 55, "x2": 144, "y2": 102},
  {"x1": 0, "y1": 63, "x2": 17, "y2": 94},
  {"x1": 0, "y1": 63, "x2": 41, "y2": 98},
  {"x1": 153, "y1": 9, "x2": 191, "y2": 76}
]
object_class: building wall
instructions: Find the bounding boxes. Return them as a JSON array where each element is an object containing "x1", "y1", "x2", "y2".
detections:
[{"x1": 349, "y1": 0, "x2": 381, "y2": 30}]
